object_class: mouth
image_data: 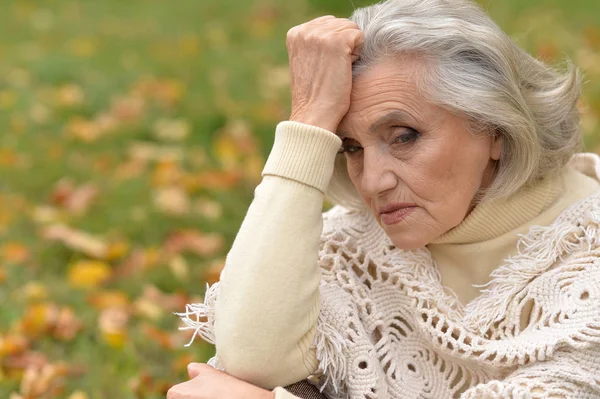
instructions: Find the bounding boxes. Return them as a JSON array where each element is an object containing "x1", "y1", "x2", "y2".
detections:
[{"x1": 379, "y1": 203, "x2": 417, "y2": 225}]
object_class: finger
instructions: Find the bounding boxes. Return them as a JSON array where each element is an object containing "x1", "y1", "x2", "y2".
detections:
[
  {"x1": 317, "y1": 18, "x2": 359, "y2": 33},
  {"x1": 351, "y1": 31, "x2": 365, "y2": 62},
  {"x1": 187, "y1": 362, "x2": 205, "y2": 379}
]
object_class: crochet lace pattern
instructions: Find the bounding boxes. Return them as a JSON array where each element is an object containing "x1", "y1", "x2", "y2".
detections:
[{"x1": 178, "y1": 192, "x2": 600, "y2": 399}]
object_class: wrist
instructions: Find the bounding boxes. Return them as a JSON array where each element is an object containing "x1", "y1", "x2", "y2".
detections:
[{"x1": 289, "y1": 111, "x2": 340, "y2": 133}]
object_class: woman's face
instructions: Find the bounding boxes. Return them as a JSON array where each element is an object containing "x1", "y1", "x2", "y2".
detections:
[{"x1": 337, "y1": 56, "x2": 502, "y2": 250}]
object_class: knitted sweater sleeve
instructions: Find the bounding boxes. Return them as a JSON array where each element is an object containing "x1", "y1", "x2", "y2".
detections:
[{"x1": 214, "y1": 121, "x2": 342, "y2": 390}]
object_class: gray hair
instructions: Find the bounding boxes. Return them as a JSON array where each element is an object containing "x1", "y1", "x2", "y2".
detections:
[{"x1": 328, "y1": 0, "x2": 582, "y2": 207}]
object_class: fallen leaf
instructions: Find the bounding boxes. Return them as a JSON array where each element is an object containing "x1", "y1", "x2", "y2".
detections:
[
  {"x1": 42, "y1": 224, "x2": 108, "y2": 258},
  {"x1": 1, "y1": 242, "x2": 30, "y2": 264},
  {"x1": 164, "y1": 230, "x2": 224, "y2": 258},
  {"x1": 54, "y1": 307, "x2": 84, "y2": 341},
  {"x1": 194, "y1": 198, "x2": 223, "y2": 220},
  {"x1": 153, "y1": 186, "x2": 190, "y2": 215},
  {"x1": 56, "y1": 84, "x2": 84, "y2": 107},
  {"x1": 98, "y1": 308, "x2": 129, "y2": 348},
  {"x1": 68, "y1": 391, "x2": 89, "y2": 399},
  {"x1": 68, "y1": 260, "x2": 112, "y2": 289},
  {"x1": 88, "y1": 290, "x2": 130, "y2": 310},
  {"x1": 183, "y1": 170, "x2": 240, "y2": 191},
  {"x1": 152, "y1": 118, "x2": 190, "y2": 142},
  {"x1": 20, "y1": 281, "x2": 48, "y2": 302},
  {"x1": 128, "y1": 141, "x2": 184, "y2": 162},
  {"x1": 0, "y1": 334, "x2": 29, "y2": 357},
  {"x1": 168, "y1": 255, "x2": 189, "y2": 281},
  {"x1": 50, "y1": 178, "x2": 99, "y2": 215}
]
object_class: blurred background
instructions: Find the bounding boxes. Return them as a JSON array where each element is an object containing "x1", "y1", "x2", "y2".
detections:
[{"x1": 0, "y1": 0, "x2": 598, "y2": 398}]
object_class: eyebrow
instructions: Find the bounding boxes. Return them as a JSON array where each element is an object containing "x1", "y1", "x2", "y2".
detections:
[
  {"x1": 337, "y1": 110, "x2": 416, "y2": 139},
  {"x1": 369, "y1": 110, "x2": 415, "y2": 132}
]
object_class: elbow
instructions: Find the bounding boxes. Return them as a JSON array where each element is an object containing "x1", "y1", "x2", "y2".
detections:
[{"x1": 215, "y1": 334, "x2": 291, "y2": 389}]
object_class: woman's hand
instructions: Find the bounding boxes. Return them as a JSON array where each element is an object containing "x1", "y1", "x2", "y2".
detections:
[
  {"x1": 166, "y1": 363, "x2": 275, "y2": 399},
  {"x1": 287, "y1": 16, "x2": 364, "y2": 133}
]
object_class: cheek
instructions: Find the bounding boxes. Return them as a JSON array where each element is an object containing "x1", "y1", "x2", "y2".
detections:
[
  {"x1": 346, "y1": 158, "x2": 364, "y2": 192},
  {"x1": 399, "y1": 140, "x2": 488, "y2": 221}
]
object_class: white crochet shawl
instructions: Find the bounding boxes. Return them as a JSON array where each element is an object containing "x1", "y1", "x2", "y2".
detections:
[{"x1": 179, "y1": 156, "x2": 600, "y2": 399}]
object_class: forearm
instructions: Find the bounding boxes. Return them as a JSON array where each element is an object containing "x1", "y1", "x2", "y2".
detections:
[{"x1": 214, "y1": 122, "x2": 341, "y2": 389}]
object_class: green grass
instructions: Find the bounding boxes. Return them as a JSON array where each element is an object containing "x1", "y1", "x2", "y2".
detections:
[{"x1": 0, "y1": 0, "x2": 598, "y2": 398}]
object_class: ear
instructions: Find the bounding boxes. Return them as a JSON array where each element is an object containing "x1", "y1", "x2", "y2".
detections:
[{"x1": 490, "y1": 134, "x2": 502, "y2": 161}]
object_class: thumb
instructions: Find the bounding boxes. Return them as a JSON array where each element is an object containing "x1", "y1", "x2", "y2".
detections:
[{"x1": 187, "y1": 363, "x2": 203, "y2": 379}]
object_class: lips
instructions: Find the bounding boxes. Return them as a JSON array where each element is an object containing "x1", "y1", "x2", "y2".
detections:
[{"x1": 379, "y1": 203, "x2": 417, "y2": 225}]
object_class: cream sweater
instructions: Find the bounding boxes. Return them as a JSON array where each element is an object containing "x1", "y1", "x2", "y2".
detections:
[{"x1": 178, "y1": 122, "x2": 600, "y2": 398}]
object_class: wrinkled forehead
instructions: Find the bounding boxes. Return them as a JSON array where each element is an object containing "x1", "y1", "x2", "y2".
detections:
[{"x1": 338, "y1": 58, "x2": 441, "y2": 137}]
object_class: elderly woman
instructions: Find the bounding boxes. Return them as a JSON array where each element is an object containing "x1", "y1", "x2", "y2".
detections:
[{"x1": 168, "y1": 0, "x2": 600, "y2": 398}]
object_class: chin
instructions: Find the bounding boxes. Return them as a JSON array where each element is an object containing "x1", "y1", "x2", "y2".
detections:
[{"x1": 388, "y1": 231, "x2": 430, "y2": 251}]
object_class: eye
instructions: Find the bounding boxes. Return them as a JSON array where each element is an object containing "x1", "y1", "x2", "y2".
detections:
[
  {"x1": 339, "y1": 138, "x2": 363, "y2": 155},
  {"x1": 391, "y1": 128, "x2": 420, "y2": 145}
]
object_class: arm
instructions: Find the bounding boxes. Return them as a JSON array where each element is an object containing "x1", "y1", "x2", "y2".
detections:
[{"x1": 214, "y1": 121, "x2": 341, "y2": 389}]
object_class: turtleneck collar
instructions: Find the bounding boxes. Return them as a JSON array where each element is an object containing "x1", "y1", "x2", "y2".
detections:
[{"x1": 431, "y1": 172, "x2": 563, "y2": 245}]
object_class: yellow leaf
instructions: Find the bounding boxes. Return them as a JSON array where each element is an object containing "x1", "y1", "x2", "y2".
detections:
[
  {"x1": 56, "y1": 84, "x2": 84, "y2": 107},
  {"x1": 20, "y1": 303, "x2": 58, "y2": 337},
  {"x1": 68, "y1": 391, "x2": 89, "y2": 399},
  {"x1": 0, "y1": 334, "x2": 29, "y2": 357},
  {"x1": 88, "y1": 290, "x2": 130, "y2": 310},
  {"x1": 99, "y1": 308, "x2": 129, "y2": 348},
  {"x1": 21, "y1": 281, "x2": 48, "y2": 302},
  {"x1": 106, "y1": 241, "x2": 129, "y2": 261},
  {"x1": 68, "y1": 260, "x2": 112, "y2": 289}
]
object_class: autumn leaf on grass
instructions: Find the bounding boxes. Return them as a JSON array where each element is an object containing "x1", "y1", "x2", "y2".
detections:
[
  {"x1": 142, "y1": 324, "x2": 175, "y2": 349},
  {"x1": 153, "y1": 186, "x2": 190, "y2": 216},
  {"x1": 98, "y1": 307, "x2": 129, "y2": 348},
  {"x1": 182, "y1": 169, "x2": 241, "y2": 192},
  {"x1": 153, "y1": 118, "x2": 190, "y2": 142},
  {"x1": 114, "y1": 247, "x2": 161, "y2": 278},
  {"x1": 169, "y1": 255, "x2": 189, "y2": 281},
  {"x1": 68, "y1": 260, "x2": 112, "y2": 289},
  {"x1": 42, "y1": 224, "x2": 108, "y2": 258},
  {"x1": 213, "y1": 120, "x2": 259, "y2": 169},
  {"x1": 151, "y1": 160, "x2": 183, "y2": 187},
  {"x1": 194, "y1": 197, "x2": 222, "y2": 220},
  {"x1": 0, "y1": 334, "x2": 29, "y2": 357},
  {"x1": 50, "y1": 178, "x2": 99, "y2": 216},
  {"x1": 109, "y1": 95, "x2": 145, "y2": 123},
  {"x1": 164, "y1": 229, "x2": 224, "y2": 258},
  {"x1": 88, "y1": 290, "x2": 130, "y2": 310},
  {"x1": 19, "y1": 362, "x2": 70, "y2": 398},
  {"x1": 20, "y1": 281, "x2": 48, "y2": 302},
  {"x1": 19, "y1": 303, "x2": 83, "y2": 341},
  {"x1": 133, "y1": 284, "x2": 188, "y2": 321},
  {"x1": 128, "y1": 141, "x2": 185, "y2": 162},
  {"x1": 55, "y1": 83, "x2": 84, "y2": 108},
  {"x1": 1, "y1": 241, "x2": 30, "y2": 264}
]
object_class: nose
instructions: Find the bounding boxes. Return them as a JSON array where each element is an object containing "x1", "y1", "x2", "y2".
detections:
[{"x1": 359, "y1": 146, "x2": 397, "y2": 198}]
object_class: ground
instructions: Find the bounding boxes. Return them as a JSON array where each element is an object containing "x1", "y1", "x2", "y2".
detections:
[{"x1": 0, "y1": 0, "x2": 598, "y2": 398}]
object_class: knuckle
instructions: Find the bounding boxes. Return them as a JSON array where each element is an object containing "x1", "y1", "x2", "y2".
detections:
[{"x1": 286, "y1": 27, "x2": 298, "y2": 41}]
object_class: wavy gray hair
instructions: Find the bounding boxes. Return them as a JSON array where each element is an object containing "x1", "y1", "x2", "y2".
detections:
[{"x1": 328, "y1": 0, "x2": 582, "y2": 207}]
